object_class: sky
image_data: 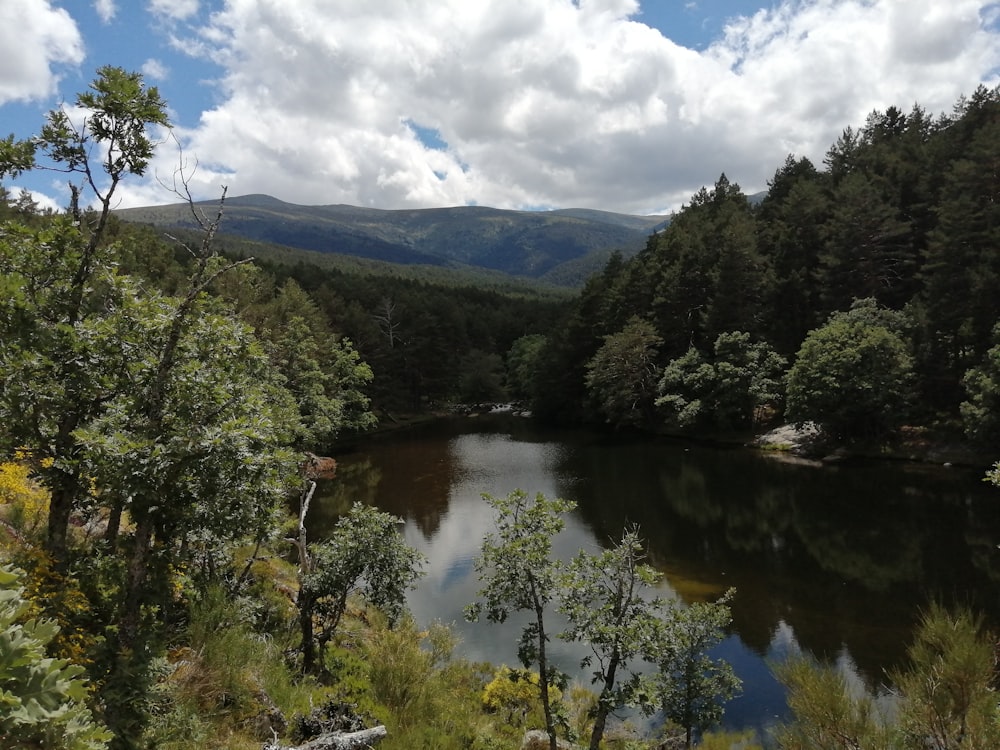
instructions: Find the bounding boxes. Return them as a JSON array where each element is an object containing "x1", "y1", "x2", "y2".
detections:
[{"x1": 2, "y1": 0, "x2": 999, "y2": 216}]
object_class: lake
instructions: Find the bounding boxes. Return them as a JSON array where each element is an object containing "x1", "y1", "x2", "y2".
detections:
[{"x1": 313, "y1": 414, "x2": 1000, "y2": 740}]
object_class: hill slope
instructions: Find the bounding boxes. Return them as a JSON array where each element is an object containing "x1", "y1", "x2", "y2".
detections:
[{"x1": 116, "y1": 195, "x2": 668, "y2": 285}]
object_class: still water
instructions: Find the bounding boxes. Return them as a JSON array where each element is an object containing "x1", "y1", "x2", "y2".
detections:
[{"x1": 314, "y1": 414, "x2": 1000, "y2": 738}]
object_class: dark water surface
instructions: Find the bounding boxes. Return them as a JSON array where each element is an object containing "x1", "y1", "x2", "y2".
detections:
[{"x1": 314, "y1": 414, "x2": 1000, "y2": 738}]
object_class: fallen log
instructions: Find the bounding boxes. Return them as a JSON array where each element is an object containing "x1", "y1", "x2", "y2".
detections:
[{"x1": 263, "y1": 724, "x2": 387, "y2": 750}]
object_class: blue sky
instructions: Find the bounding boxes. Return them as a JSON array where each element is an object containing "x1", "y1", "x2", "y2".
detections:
[{"x1": 3, "y1": 1, "x2": 999, "y2": 214}]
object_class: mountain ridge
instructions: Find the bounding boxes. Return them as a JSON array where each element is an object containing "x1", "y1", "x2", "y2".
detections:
[{"x1": 116, "y1": 195, "x2": 670, "y2": 286}]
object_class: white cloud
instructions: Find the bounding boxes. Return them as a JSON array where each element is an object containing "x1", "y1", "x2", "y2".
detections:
[
  {"x1": 148, "y1": 0, "x2": 200, "y2": 21},
  {"x1": 142, "y1": 58, "x2": 169, "y2": 81},
  {"x1": 120, "y1": 0, "x2": 1000, "y2": 213},
  {"x1": 0, "y1": 0, "x2": 83, "y2": 105},
  {"x1": 94, "y1": 0, "x2": 116, "y2": 23}
]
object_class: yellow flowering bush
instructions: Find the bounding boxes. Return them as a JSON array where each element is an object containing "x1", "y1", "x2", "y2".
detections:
[
  {"x1": 481, "y1": 666, "x2": 561, "y2": 718},
  {"x1": 12, "y1": 545, "x2": 100, "y2": 668},
  {"x1": 0, "y1": 451, "x2": 51, "y2": 535}
]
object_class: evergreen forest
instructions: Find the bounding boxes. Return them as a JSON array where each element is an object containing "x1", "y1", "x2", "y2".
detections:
[{"x1": 1, "y1": 66, "x2": 1000, "y2": 750}]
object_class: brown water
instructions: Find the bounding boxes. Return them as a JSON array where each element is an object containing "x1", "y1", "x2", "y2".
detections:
[{"x1": 313, "y1": 414, "x2": 1000, "y2": 738}]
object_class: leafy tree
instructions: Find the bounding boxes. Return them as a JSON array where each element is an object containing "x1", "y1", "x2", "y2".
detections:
[
  {"x1": 72, "y1": 282, "x2": 302, "y2": 648},
  {"x1": 656, "y1": 346, "x2": 713, "y2": 429},
  {"x1": 702, "y1": 204, "x2": 770, "y2": 344},
  {"x1": 0, "y1": 67, "x2": 169, "y2": 564},
  {"x1": 557, "y1": 527, "x2": 664, "y2": 750},
  {"x1": 466, "y1": 490, "x2": 576, "y2": 750},
  {"x1": 641, "y1": 591, "x2": 741, "y2": 749},
  {"x1": 532, "y1": 255, "x2": 627, "y2": 424},
  {"x1": 0, "y1": 564, "x2": 111, "y2": 750},
  {"x1": 786, "y1": 299, "x2": 914, "y2": 439},
  {"x1": 657, "y1": 331, "x2": 785, "y2": 431},
  {"x1": 585, "y1": 316, "x2": 663, "y2": 429},
  {"x1": 298, "y1": 502, "x2": 424, "y2": 674},
  {"x1": 960, "y1": 324, "x2": 1000, "y2": 445}
]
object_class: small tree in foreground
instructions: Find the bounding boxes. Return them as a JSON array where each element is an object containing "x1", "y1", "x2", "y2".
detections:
[
  {"x1": 466, "y1": 490, "x2": 576, "y2": 750},
  {"x1": 558, "y1": 527, "x2": 665, "y2": 750},
  {"x1": 641, "y1": 591, "x2": 742, "y2": 749},
  {"x1": 0, "y1": 564, "x2": 111, "y2": 749},
  {"x1": 297, "y1": 502, "x2": 424, "y2": 674}
]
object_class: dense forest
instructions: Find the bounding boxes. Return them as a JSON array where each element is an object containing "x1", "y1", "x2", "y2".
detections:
[
  {"x1": 2, "y1": 66, "x2": 1000, "y2": 750},
  {"x1": 520, "y1": 85, "x2": 1000, "y2": 448}
]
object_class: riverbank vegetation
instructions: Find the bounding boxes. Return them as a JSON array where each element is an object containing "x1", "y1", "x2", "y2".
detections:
[{"x1": 2, "y1": 66, "x2": 1000, "y2": 749}]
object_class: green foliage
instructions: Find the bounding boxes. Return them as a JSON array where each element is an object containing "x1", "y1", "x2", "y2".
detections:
[
  {"x1": 773, "y1": 656, "x2": 894, "y2": 750},
  {"x1": 506, "y1": 334, "x2": 548, "y2": 402},
  {"x1": 0, "y1": 66, "x2": 174, "y2": 568},
  {"x1": 986, "y1": 462, "x2": 1000, "y2": 487},
  {"x1": 776, "y1": 604, "x2": 1000, "y2": 750},
  {"x1": 558, "y1": 527, "x2": 664, "y2": 750},
  {"x1": 657, "y1": 331, "x2": 785, "y2": 431},
  {"x1": 141, "y1": 580, "x2": 326, "y2": 750},
  {"x1": 467, "y1": 490, "x2": 576, "y2": 748},
  {"x1": 786, "y1": 299, "x2": 914, "y2": 439},
  {"x1": 640, "y1": 591, "x2": 741, "y2": 749},
  {"x1": 364, "y1": 616, "x2": 454, "y2": 726},
  {"x1": 585, "y1": 316, "x2": 663, "y2": 428},
  {"x1": 818, "y1": 171, "x2": 916, "y2": 313},
  {"x1": 241, "y1": 277, "x2": 377, "y2": 443},
  {"x1": 300, "y1": 503, "x2": 424, "y2": 671},
  {"x1": 458, "y1": 350, "x2": 507, "y2": 403},
  {"x1": 524, "y1": 87, "x2": 1000, "y2": 431},
  {"x1": 0, "y1": 564, "x2": 111, "y2": 749},
  {"x1": 893, "y1": 603, "x2": 1000, "y2": 750},
  {"x1": 960, "y1": 324, "x2": 1000, "y2": 445},
  {"x1": 0, "y1": 67, "x2": 380, "y2": 749}
]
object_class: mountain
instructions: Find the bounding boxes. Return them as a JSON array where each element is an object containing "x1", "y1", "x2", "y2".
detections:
[{"x1": 116, "y1": 195, "x2": 669, "y2": 285}]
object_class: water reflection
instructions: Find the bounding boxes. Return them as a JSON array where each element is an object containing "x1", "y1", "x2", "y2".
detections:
[{"x1": 315, "y1": 415, "x2": 1000, "y2": 737}]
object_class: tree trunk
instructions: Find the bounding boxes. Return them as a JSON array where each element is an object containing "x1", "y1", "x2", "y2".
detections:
[
  {"x1": 119, "y1": 514, "x2": 154, "y2": 652},
  {"x1": 590, "y1": 651, "x2": 621, "y2": 750},
  {"x1": 104, "y1": 500, "x2": 123, "y2": 544},
  {"x1": 533, "y1": 597, "x2": 558, "y2": 750},
  {"x1": 45, "y1": 482, "x2": 73, "y2": 564},
  {"x1": 299, "y1": 590, "x2": 316, "y2": 674}
]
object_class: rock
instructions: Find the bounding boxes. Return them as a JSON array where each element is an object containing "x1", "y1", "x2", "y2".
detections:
[
  {"x1": 300, "y1": 453, "x2": 337, "y2": 480},
  {"x1": 751, "y1": 422, "x2": 824, "y2": 456},
  {"x1": 520, "y1": 729, "x2": 577, "y2": 750}
]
